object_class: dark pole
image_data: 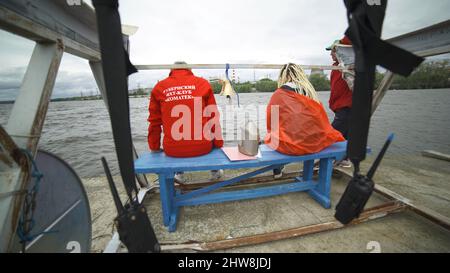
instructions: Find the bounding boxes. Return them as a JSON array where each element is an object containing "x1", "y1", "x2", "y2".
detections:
[
  {"x1": 335, "y1": 0, "x2": 423, "y2": 224},
  {"x1": 93, "y1": 0, "x2": 159, "y2": 253}
]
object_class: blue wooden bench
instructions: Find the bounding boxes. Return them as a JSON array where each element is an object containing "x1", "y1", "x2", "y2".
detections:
[{"x1": 134, "y1": 142, "x2": 348, "y2": 232}]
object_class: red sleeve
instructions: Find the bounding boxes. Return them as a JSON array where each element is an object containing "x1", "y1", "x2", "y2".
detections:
[
  {"x1": 264, "y1": 97, "x2": 273, "y2": 145},
  {"x1": 205, "y1": 82, "x2": 224, "y2": 148},
  {"x1": 148, "y1": 87, "x2": 162, "y2": 151},
  {"x1": 266, "y1": 102, "x2": 272, "y2": 134}
]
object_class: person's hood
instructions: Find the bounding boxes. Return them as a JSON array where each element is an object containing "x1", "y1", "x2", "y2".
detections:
[{"x1": 169, "y1": 69, "x2": 194, "y2": 77}]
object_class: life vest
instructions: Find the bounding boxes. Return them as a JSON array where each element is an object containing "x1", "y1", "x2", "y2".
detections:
[{"x1": 265, "y1": 87, "x2": 345, "y2": 155}]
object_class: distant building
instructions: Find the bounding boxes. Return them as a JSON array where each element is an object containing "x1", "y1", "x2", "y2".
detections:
[{"x1": 128, "y1": 87, "x2": 152, "y2": 95}]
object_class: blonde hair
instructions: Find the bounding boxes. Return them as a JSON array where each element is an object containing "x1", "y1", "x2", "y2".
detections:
[{"x1": 278, "y1": 63, "x2": 320, "y2": 102}]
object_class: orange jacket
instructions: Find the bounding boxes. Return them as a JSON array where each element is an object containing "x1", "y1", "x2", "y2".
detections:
[
  {"x1": 329, "y1": 62, "x2": 353, "y2": 112},
  {"x1": 148, "y1": 69, "x2": 223, "y2": 157},
  {"x1": 265, "y1": 87, "x2": 344, "y2": 155}
]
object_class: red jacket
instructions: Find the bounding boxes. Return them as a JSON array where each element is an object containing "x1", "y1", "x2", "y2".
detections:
[
  {"x1": 329, "y1": 63, "x2": 352, "y2": 112},
  {"x1": 148, "y1": 69, "x2": 223, "y2": 157},
  {"x1": 265, "y1": 88, "x2": 345, "y2": 155}
]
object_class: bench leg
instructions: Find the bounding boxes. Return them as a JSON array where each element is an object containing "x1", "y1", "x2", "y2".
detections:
[
  {"x1": 167, "y1": 175, "x2": 179, "y2": 232},
  {"x1": 302, "y1": 160, "x2": 314, "y2": 182},
  {"x1": 308, "y1": 158, "x2": 332, "y2": 209},
  {"x1": 158, "y1": 173, "x2": 177, "y2": 228},
  {"x1": 169, "y1": 195, "x2": 180, "y2": 233}
]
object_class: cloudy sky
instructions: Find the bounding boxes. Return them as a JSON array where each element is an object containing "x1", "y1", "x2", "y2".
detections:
[{"x1": 1, "y1": 0, "x2": 450, "y2": 100}]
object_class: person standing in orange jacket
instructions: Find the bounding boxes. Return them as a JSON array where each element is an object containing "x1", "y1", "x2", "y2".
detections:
[
  {"x1": 326, "y1": 36, "x2": 354, "y2": 167},
  {"x1": 148, "y1": 62, "x2": 224, "y2": 182}
]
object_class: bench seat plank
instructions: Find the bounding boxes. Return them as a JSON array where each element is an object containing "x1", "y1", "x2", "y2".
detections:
[{"x1": 135, "y1": 142, "x2": 348, "y2": 173}]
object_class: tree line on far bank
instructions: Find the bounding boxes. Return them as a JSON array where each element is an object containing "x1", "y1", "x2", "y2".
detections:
[
  {"x1": 388, "y1": 60, "x2": 450, "y2": 89},
  {"x1": 210, "y1": 60, "x2": 450, "y2": 93}
]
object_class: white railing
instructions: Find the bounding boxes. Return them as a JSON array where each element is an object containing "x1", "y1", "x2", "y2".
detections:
[{"x1": 135, "y1": 63, "x2": 345, "y2": 71}]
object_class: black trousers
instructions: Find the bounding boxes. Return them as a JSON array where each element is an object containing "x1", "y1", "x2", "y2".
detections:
[{"x1": 332, "y1": 107, "x2": 351, "y2": 140}]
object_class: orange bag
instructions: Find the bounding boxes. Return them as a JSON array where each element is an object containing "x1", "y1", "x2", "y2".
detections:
[{"x1": 265, "y1": 89, "x2": 345, "y2": 155}]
